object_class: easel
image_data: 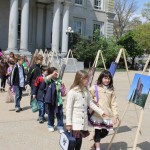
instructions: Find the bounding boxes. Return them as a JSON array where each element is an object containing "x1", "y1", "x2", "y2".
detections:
[
  {"x1": 107, "y1": 54, "x2": 150, "y2": 150},
  {"x1": 64, "y1": 49, "x2": 77, "y2": 71},
  {"x1": 59, "y1": 49, "x2": 77, "y2": 80},
  {"x1": 88, "y1": 49, "x2": 106, "y2": 87},
  {"x1": 92, "y1": 49, "x2": 106, "y2": 70},
  {"x1": 30, "y1": 49, "x2": 39, "y2": 67},
  {"x1": 50, "y1": 50, "x2": 61, "y2": 70}
]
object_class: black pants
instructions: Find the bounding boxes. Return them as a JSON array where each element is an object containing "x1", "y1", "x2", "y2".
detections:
[
  {"x1": 68, "y1": 138, "x2": 82, "y2": 150},
  {"x1": 0, "y1": 76, "x2": 6, "y2": 89},
  {"x1": 94, "y1": 129, "x2": 109, "y2": 142}
]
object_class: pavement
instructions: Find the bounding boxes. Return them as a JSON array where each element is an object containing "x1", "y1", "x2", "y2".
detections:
[{"x1": 0, "y1": 71, "x2": 150, "y2": 150}]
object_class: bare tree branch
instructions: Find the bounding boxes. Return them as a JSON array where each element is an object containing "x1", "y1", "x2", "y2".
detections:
[{"x1": 114, "y1": 0, "x2": 138, "y2": 40}]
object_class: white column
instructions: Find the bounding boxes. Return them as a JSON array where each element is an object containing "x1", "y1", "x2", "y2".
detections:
[
  {"x1": 61, "y1": 2, "x2": 70, "y2": 54},
  {"x1": 7, "y1": 0, "x2": 18, "y2": 53},
  {"x1": 51, "y1": 1, "x2": 61, "y2": 52},
  {"x1": 45, "y1": 5, "x2": 52, "y2": 49},
  {"x1": 20, "y1": 0, "x2": 29, "y2": 51},
  {"x1": 36, "y1": 3, "x2": 45, "y2": 49}
]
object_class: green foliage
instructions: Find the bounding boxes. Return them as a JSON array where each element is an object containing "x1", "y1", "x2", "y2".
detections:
[
  {"x1": 118, "y1": 31, "x2": 144, "y2": 68},
  {"x1": 133, "y1": 23, "x2": 150, "y2": 54},
  {"x1": 118, "y1": 31, "x2": 144, "y2": 57},
  {"x1": 73, "y1": 30, "x2": 121, "y2": 68},
  {"x1": 142, "y1": 2, "x2": 150, "y2": 22}
]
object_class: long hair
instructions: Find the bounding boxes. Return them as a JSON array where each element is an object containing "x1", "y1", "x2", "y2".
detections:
[
  {"x1": 70, "y1": 70, "x2": 89, "y2": 89},
  {"x1": 97, "y1": 70, "x2": 114, "y2": 90}
]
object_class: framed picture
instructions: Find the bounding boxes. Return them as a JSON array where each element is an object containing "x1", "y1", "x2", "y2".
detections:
[
  {"x1": 128, "y1": 74, "x2": 150, "y2": 108},
  {"x1": 109, "y1": 62, "x2": 118, "y2": 77}
]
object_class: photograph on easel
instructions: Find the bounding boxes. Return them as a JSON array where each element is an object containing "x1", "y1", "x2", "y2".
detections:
[{"x1": 128, "y1": 74, "x2": 150, "y2": 108}]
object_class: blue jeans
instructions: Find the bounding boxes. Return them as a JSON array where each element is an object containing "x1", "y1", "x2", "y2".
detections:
[
  {"x1": 38, "y1": 100, "x2": 45, "y2": 119},
  {"x1": 48, "y1": 104, "x2": 64, "y2": 128},
  {"x1": 14, "y1": 86, "x2": 23, "y2": 108}
]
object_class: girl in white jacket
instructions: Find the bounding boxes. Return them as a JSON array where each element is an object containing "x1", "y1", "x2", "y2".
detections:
[{"x1": 66, "y1": 70, "x2": 108, "y2": 150}]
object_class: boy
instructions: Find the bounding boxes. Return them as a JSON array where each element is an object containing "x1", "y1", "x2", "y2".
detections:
[
  {"x1": 32, "y1": 67, "x2": 51, "y2": 123},
  {"x1": 10, "y1": 56, "x2": 25, "y2": 112},
  {"x1": 26, "y1": 54, "x2": 43, "y2": 104},
  {"x1": 44, "y1": 67, "x2": 66, "y2": 134}
]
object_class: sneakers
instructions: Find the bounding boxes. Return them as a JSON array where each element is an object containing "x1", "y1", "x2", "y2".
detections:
[
  {"x1": 15, "y1": 107, "x2": 23, "y2": 112},
  {"x1": 39, "y1": 118, "x2": 44, "y2": 124},
  {"x1": 58, "y1": 128, "x2": 65, "y2": 134},
  {"x1": 15, "y1": 108, "x2": 20, "y2": 112},
  {"x1": 48, "y1": 127, "x2": 55, "y2": 132}
]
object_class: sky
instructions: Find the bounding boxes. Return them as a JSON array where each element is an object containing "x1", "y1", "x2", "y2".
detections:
[
  {"x1": 138, "y1": 0, "x2": 150, "y2": 11},
  {"x1": 133, "y1": 0, "x2": 150, "y2": 22}
]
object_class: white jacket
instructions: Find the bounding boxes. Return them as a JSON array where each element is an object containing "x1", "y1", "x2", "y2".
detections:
[{"x1": 66, "y1": 86, "x2": 104, "y2": 130}]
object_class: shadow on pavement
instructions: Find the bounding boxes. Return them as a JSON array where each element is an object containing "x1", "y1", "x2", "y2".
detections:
[
  {"x1": 9, "y1": 106, "x2": 31, "y2": 111},
  {"x1": 90, "y1": 142, "x2": 128, "y2": 150},
  {"x1": 109, "y1": 125, "x2": 132, "y2": 136},
  {"x1": 137, "y1": 141, "x2": 150, "y2": 150}
]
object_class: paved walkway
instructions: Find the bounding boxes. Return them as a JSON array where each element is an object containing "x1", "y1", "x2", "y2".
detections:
[{"x1": 0, "y1": 71, "x2": 150, "y2": 150}]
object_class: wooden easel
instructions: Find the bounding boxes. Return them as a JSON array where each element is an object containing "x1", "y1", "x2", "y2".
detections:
[
  {"x1": 115, "y1": 48, "x2": 140, "y2": 125},
  {"x1": 92, "y1": 49, "x2": 106, "y2": 70},
  {"x1": 88, "y1": 49, "x2": 106, "y2": 87},
  {"x1": 50, "y1": 50, "x2": 61, "y2": 70},
  {"x1": 59, "y1": 49, "x2": 77, "y2": 80},
  {"x1": 107, "y1": 54, "x2": 150, "y2": 150},
  {"x1": 30, "y1": 49, "x2": 39, "y2": 67},
  {"x1": 64, "y1": 49, "x2": 77, "y2": 71}
]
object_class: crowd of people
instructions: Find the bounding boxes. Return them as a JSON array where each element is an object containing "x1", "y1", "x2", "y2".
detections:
[{"x1": 0, "y1": 50, "x2": 119, "y2": 150}]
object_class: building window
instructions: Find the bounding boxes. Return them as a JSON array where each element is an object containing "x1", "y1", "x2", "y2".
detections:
[
  {"x1": 75, "y1": 0, "x2": 82, "y2": 5},
  {"x1": 18, "y1": 9, "x2": 21, "y2": 40},
  {"x1": 93, "y1": 22, "x2": 104, "y2": 36},
  {"x1": 94, "y1": 0, "x2": 103, "y2": 10},
  {"x1": 73, "y1": 19, "x2": 85, "y2": 35}
]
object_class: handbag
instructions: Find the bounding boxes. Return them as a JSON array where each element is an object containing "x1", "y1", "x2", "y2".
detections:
[
  {"x1": 31, "y1": 98, "x2": 39, "y2": 113},
  {"x1": 59, "y1": 131, "x2": 76, "y2": 150}
]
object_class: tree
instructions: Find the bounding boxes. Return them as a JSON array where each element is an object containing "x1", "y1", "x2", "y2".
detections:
[
  {"x1": 73, "y1": 30, "x2": 121, "y2": 68},
  {"x1": 133, "y1": 23, "x2": 150, "y2": 54},
  {"x1": 118, "y1": 31, "x2": 144, "y2": 68},
  {"x1": 142, "y1": 2, "x2": 150, "y2": 22},
  {"x1": 114, "y1": 0, "x2": 137, "y2": 40}
]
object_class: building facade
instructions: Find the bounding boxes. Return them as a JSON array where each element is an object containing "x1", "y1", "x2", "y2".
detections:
[{"x1": 0, "y1": 0, "x2": 115, "y2": 55}]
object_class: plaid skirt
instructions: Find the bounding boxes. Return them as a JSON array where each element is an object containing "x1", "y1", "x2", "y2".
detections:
[{"x1": 72, "y1": 130, "x2": 90, "y2": 138}]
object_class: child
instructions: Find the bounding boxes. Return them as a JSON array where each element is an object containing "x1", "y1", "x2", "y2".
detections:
[
  {"x1": 89, "y1": 70, "x2": 119, "y2": 150},
  {"x1": 5, "y1": 61, "x2": 15, "y2": 103},
  {"x1": 66, "y1": 70, "x2": 108, "y2": 150},
  {"x1": 10, "y1": 56, "x2": 25, "y2": 112},
  {"x1": 32, "y1": 67, "x2": 51, "y2": 123},
  {"x1": 27, "y1": 54, "x2": 43, "y2": 105},
  {"x1": 44, "y1": 67, "x2": 66, "y2": 134},
  {"x1": 0, "y1": 58, "x2": 9, "y2": 92}
]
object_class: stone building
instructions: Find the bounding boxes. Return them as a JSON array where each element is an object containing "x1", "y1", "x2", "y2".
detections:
[{"x1": 0, "y1": 0, "x2": 115, "y2": 55}]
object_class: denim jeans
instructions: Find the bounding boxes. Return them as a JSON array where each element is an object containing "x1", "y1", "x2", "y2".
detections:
[
  {"x1": 14, "y1": 86, "x2": 23, "y2": 108},
  {"x1": 48, "y1": 104, "x2": 64, "y2": 128},
  {"x1": 38, "y1": 100, "x2": 45, "y2": 119}
]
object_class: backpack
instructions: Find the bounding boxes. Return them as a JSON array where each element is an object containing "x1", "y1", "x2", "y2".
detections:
[{"x1": 59, "y1": 131, "x2": 76, "y2": 150}]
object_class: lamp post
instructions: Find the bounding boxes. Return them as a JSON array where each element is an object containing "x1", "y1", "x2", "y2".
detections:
[{"x1": 66, "y1": 27, "x2": 74, "y2": 50}]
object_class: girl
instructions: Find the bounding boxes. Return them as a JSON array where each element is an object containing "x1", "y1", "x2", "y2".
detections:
[
  {"x1": 66, "y1": 70, "x2": 108, "y2": 150},
  {"x1": 5, "y1": 61, "x2": 15, "y2": 103},
  {"x1": 0, "y1": 58, "x2": 9, "y2": 92},
  {"x1": 89, "y1": 70, "x2": 119, "y2": 150},
  {"x1": 44, "y1": 67, "x2": 66, "y2": 134}
]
